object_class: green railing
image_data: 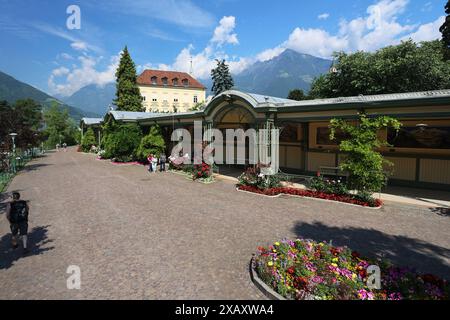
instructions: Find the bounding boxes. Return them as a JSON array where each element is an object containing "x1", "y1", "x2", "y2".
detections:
[{"x1": 0, "y1": 147, "x2": 43, "y2": 192}]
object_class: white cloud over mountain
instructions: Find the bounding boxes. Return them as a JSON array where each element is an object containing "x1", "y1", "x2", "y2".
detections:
[{"x1": 47, "y1": 0, "x2": 445, "y2": 96}]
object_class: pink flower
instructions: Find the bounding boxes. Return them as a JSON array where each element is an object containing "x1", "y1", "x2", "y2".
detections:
[
  {"x1": 358, "y1": 289, "x2": 375, "y2": 300},
  {"x1": 388, "y1": 292, "x2": 402, "y2": 300}
]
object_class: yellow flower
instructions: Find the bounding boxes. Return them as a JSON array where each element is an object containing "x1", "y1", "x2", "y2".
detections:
[
  {"x1": 352, "y1": 273, "x2": 357, "y2": 280},
  {"x1": 331, "y1": 263, "x2": 338, "y2": 267},
  {"x1": 267, "y1": 261, "x2": 274, "y2": 267},
  {"x1": 273, "y1": 249, "x2": 277, "y2": 253},
  {"x1": 274, "y1": 242, "x2": 280, "y2": 246},
  {"x1": 319, "y1": 243, "x2": 325, "y2": 247},
  {"x1": 332, "y1": 258, "x2": 339, "y2": 263}
]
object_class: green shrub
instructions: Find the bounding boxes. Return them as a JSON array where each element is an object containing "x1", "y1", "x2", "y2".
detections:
[
  {"x1": 330, "y1": 113, "x2": 401, "y2": 195},
  {"x1": 102, "y1": 123, "x2": 142, "y2": 161},
  {"x1": 310, "y1": 175, "x2": 348, "y2": 196},
  {"x1": 81, "y1": 128, "x2": 96, "y2": 152},
  {"x1": 238, "y1": 165, "x2": 281, "y2": 190},
  {"x1": 135, "y1": 125, "x2": 165, "y2": 161}
]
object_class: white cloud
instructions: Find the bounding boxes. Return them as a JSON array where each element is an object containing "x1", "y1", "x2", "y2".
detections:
[
  {"x1": 102, "y1": 0, "x2": 215, "y2": 28},
  {"x1": 146, "y1": 28, "x2": 183, "y2": 42},
  {"x1": 402, "y1": 16, "x2": 445, "y2": 42},
  {"x1": 146, "y1": 16, "x2": 248, "y2": 79},
  {"x1": 318, "y1": 13, "x2": 330, "y2": 20},
  {"x1": 260, "y1": 0, "x2": 441, "y2": 59},
  {"x1": 211, "y1": 16, "x2": 239, "y2": 46},
  {"x1": 255, "y1": 46, "x2": 286, "y2": 62},
  {"x1": 57, "y1": 53, "x2": 74, "y2": 60},
  {"x1": 48, "y1": 53, "x2": 120, "y2": 97},
  {"x1": 51, "y1": 67, "x2": 70, "y2": 77},
  {"x1": 284, "y1": 28, "x2": 348, "y2": 58},
  {"x1": 31, "y1": 22, "x2": 102, "y2": 53},
  {"x1": 70, "y1": 41, "x2": 89, "y2": 52}
]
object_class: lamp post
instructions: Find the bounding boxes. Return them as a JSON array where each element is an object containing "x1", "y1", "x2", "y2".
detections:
[{"x1": 9, "y1": 133, "x2": 17, "y2": 173}]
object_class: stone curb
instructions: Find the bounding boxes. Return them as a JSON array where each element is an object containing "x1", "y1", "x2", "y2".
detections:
[
  {"x1": 249, "y1": 258, "x2": 286, "y2": 301},
  {"x1": 236, "y1": 187, "x2": 382, "y2": 210}
]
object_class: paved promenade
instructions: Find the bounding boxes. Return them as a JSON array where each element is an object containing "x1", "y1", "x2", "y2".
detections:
[{"x1": 1, "y1": 149, "x2": 449, "y2": 299}]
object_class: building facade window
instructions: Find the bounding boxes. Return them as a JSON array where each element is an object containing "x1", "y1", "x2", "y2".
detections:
[
  {"x1": 174, "y1": 98, "x2": 179, "y2": 102},
  {"x1": 388, "y1": 126, "x2": 450, "y2": 149},
  {"x1": 280, "y1": 123, "x2": 301, "y2": 143},
  {"x1": 152, "y1": 98, "x2": 157, "y2": 102},
  {"x1": 142, "y1": 96, "x2": 146, "y2": 101},
  {"x1": 193, "y1": 95, "x2": 198, "y2": 103}
]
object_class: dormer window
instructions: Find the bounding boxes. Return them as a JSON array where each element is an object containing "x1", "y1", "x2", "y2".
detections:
[
  {"x1": 172, "y1": 78, "x2": 179, "y2": 86},
  {"x1": 162, "y1": 77, "x2": 168, "y2": 85},
  {"x1": 182, "y1": 79, "x2": 189, "y2": 87},
  {"x1": 151, "y1": 76, "x2": 157, "y2": 85}
]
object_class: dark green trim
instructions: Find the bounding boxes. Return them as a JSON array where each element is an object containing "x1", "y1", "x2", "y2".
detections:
[
  {"x1": 277, "y1": 112, "x2": 450, "y2": 123},
  {"x1": 275, "y1": 96, "x2": 450, "y2": 113}
]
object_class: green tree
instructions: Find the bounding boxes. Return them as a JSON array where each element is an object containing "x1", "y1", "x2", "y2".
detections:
[
  {"x1": 211, "y1": 59, "x2": 234, "y2": 96},
  {"x1": 81, "y1": 128, "x2": 96, "y2": 152},
  {"x1": 189, "y1": 102, "x2": 206, "y2": 111},
  {"x1": 114, "y1": 46, "x2": 144, "y2": 112},
  {"x1": 440, "y1": 0, "x2": 450, "y2": 59},
  {"x1": 329, "y1": 113, "x2": 402, "y2": 196},
  {"x1": 43, "y1": 102, "x2": 78, "y2": 149},
  {"x1": 0, "y1": 99, "x2": 43, "y2": 149},
  {"x1": 102, "y1": 123, "x2": 142, "y2": 162},
  {"x1": 136, "y1": 125, "x2": 166, "y2": 161},
  {"x1": 287, "y1": 89, "x2": 308, "y2": 101},
  {"x1": 309, "y1": 40, "x2": 450, "y2": 98}
]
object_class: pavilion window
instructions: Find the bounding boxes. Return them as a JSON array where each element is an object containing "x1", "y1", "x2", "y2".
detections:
[{"x1": 387, "y1": 126, "x2": 450, "y2": 149}]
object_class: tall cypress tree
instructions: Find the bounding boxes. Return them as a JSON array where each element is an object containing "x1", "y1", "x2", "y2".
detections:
[
  {"x1": 114, "y1": 46, "x2": 144, "y2": 112},
  {"x1": 440, "y1": 0, "x2": 450, "y2": 59},
  {"x1": 211, "y1": 59, "x2": 234, "y2": 96}
]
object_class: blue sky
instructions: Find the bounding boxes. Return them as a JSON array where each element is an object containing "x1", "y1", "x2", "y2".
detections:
[{"x1": 0, "y1": 0, "x2": 446, "y2": 97}]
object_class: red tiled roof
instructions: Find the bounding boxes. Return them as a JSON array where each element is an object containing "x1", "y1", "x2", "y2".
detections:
[{"x1": 137, "y1": 69, "x2": 206, "y2": 90}]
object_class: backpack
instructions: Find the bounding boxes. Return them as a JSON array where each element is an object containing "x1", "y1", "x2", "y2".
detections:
[{"x1": 9, "y1": 200, "x2": 28, "y2": 223}]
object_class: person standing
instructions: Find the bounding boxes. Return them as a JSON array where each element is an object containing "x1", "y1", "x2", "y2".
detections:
[
  {"x1": 5, "y1": 192, "x2": 30, "y2": 254},
  {"x1": 159, "y1": 153, "x2": 166, "y2": 172},
  {"x1": 147, "y1": 154, "x2": 153, "y2": 173},
  {"x1": 151, "y1": 155, "x2": 158, "y2": 173}
]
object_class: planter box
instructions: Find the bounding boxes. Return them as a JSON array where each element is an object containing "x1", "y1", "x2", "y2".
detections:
[{"x1": 250, "y1": 257, "x2": 316, "y2": 300}]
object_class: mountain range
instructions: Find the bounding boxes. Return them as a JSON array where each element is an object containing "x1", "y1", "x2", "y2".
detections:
[
  {"x1": 233, "y1": 49, "x2": 332, "y2": 97},
  {"x1": 0, "y1": 70, "x2": 100, "y2": 121},
  {"x1": 61, "y1": 82, "x2": 116, "y2": 117}
]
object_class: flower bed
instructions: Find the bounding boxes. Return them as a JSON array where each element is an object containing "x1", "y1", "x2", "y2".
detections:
[
  {"x1": 253, "y1": 239, "x2": 449, "y2": 300},
  {"x1": 238, "y1": 185, "x2": 382, "y2": 208}
]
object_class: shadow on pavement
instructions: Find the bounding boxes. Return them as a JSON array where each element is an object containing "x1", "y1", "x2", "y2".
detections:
[
  {"x1": 430, "y1": 207, "x2": 450, "y2": 217},
  {"x1": 20, "y1": 163, "x2": 51, "y2": 172},
  {"x1": 293, "y1": 221, "x2": 450, "y2": 279},
  {"x1": 0, "y1": 225, "x2": 54, "y2": 270}
]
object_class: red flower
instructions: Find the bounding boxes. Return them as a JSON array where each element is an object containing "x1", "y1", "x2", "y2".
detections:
[{"x1": 287, "y1": 267, "x2": 296, "y2": 275}]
